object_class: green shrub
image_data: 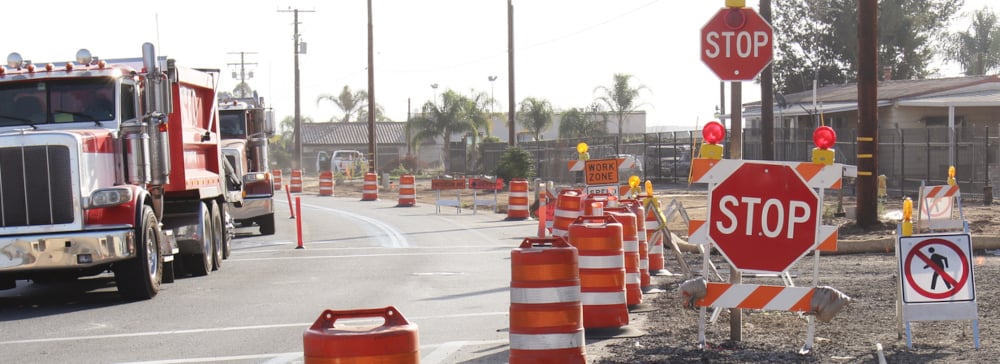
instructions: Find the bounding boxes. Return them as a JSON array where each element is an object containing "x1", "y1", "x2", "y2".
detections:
[{"x1": 493, "y1": 146, "x2": 535, "y2": 182}]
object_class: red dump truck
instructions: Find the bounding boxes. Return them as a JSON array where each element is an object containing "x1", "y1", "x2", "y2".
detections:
[{"x1": 0, "y1": 43, "x2": 236, "y2": 300}]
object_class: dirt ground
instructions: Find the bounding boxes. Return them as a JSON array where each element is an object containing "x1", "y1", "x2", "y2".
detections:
[{"x1": 310, "y1": 178, "x2": 1000, "y2": 363}]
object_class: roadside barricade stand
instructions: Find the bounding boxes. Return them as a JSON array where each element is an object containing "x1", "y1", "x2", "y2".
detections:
[
  {"x1": 469, "y1": 176, "x2": 502, "y2": 214},
  {"x1": 431, "y1": 178, "x2": 466, "y2": 214}
]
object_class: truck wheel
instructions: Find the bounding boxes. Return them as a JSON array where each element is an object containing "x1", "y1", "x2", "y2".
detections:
[
  {"x1": 210, "y1": 201, "x2": 224, "y2": 271},
  {"x1": 258, "y1": 213, "x2": 276, "y2": 235},
  {"x1": 187, "y1": 202, "x2": 213, "y2": 277},
  {"x1": 115, "y1": 205, "x2": 163, "y2": 300}
]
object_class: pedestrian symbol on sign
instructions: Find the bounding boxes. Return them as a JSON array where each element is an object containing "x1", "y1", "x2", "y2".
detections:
[{"x1": 923, "y1": 247, "x2": 952, "y2": 290}]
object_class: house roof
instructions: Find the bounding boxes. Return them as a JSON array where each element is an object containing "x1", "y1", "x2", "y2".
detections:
[
  {"x1": 301, "y1": 121, "x2": 407, "y2": 145},
  {"x1": 743, "y1": 75, "x2": 1000, "y2": 118}
]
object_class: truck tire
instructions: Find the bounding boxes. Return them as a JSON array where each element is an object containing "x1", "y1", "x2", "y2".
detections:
[
  {"x1": 258, "y1": 213, "x2": 276, "y2": 235},
  {"x1": 186, "y1": 202, "x2": 213, "y2": 277},
  {"x1": 115, "y1": 205, "x2": 163, "y2": 300},
  {"x1": 209, "y1": 201, "x2": 224, "y2": 271}
]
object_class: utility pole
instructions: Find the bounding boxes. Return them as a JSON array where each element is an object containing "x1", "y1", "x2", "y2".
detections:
[
  {"x1": 226, "y1": 52, "x2": 258, "y2": 98},
  {"x1": 278, "y1": 7, "x2": 314, "y2": 171},
  {"x1": 857, "y1": 0, "x2": 879, "y2": 227},
  {"x1": 759, "y1": 0, "x2": 775, "y2": 161},
  {"x1": 507, "y1": 0, "x2": 516, "y2": 146},
  {"x1": 367, "y1": 0, "x2": 377, "y2": 173}
]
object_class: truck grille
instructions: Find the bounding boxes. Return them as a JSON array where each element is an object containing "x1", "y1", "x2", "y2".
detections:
[{"x1": 0, "y1": 146, "x2": 74, "y2": 227}]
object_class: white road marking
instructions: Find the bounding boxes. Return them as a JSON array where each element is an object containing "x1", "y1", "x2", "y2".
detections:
[
  {"x1": 299, "y1": 202, "x2": 409, "y2": 248},
  {"x1": 229, "y1": 250, "x2": 508, "y2": 262}
]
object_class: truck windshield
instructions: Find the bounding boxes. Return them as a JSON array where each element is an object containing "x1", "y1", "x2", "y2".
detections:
[
  {"x1": 220, "y1": 111, "x2": 247, "y2": 139},
  {"x1": 0, "y1": 79, "x2": 115, "y2": 126}
]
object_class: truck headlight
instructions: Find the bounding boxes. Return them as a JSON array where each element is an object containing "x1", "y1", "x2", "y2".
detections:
[{"x1": 87, "y1": 188, "x2": 133, "y2": 208}]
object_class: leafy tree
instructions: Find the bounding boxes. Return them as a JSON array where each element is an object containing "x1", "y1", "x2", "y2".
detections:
[
  {"x1": 593, "y1": 73, "x2": 649, "y2": 154},
  {"x1": 316, "y1": 85, "x2": 368, "y2": 123},
  {"x1": 409, "y1": 89, "x2": 475, "y2": 170},
  {"x1": 559, "y1": 105, "x2": 608, "y2": 140},
  {"x1": 270, "y1": 115, "x2": 313, "y2": 169},
  {"x1": 772, "y1": 0, "x2": 961, "y2": 95},
  {"x1": 945, "y1": 7, "x2": 1000, "y2": 75},
  {"x1": 494, "y1": 146, "x2": 535, "y2": 182},
  {"x1": 517, "y1": 97, "x2": 554, "y2": 141}
]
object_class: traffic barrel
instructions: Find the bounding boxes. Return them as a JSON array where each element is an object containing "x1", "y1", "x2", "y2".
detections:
[
  {"x1": 290, "y1": 169, "x2": 303, "y2": 193},
  {"x1": 272, "y1": 169, "x2": 283, "y2": 191},
  {"x1": 605, "y1": 208, "x2": 641, "y2": 307},
  {"x1": 506, "y1": 178, "x2": 530, "y2": 220},
  {"x1": 643, "y1": 199, "x2": 667, "y2": 275},
  {"x1": 318, "y1": 170, "x2": 335, "y2": 197},
  {"x1": 621, "y1": 199, "x2": 652, "y2": 293},
  {"x1": 302, "y1": 306, "x2": 419, "y2": 363},
  {"x1": 509, "y1": 237, "x2": 586, "y2": 364},
  {"x1": 567, "y1": 215, "x2": 628, "y2": 329},
  {"x1": 361, "y1": 172, "x2": 378, "y2": 201},
  {"x1": 551, "y1": 189, "x2": 583, "y2": 238},
  {"x1": 397, "y1": 174, "x2": 416, "y2": 207},
  {"x1": 583, "y1": 193, "x2": 616, "y2": 215}
]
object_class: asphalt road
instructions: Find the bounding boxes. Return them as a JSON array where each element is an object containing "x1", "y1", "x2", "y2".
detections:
[{"x1": 0, "y1": 194, "x2": 546, "y2": 363}]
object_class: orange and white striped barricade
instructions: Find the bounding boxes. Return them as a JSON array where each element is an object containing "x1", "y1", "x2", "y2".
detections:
[
  {"x1": 361, "y1": 172, "x2": 378, "y2": 201},
  {"x1": 431, "y1": 178, "x2": 465, "y2": 214},
  {"x1": 272, "y1": 169, "x2": 283, "y2": 191},
  {"x1": 289, "y1": 169, "x2": 303, "y2": 193},
  {"x1": 509, "y1": 237, "x2": 586, "y2": 364},
  {"x1": 567, "y1": 215, "x2": 628, "y2": 329},
  {"x1": 916, "y1": 182, "x2": 966, "y2": 233},
  {"x1": 303, "y1": 306, "x2": 419, "y2": 363},
  {"x1": 686, "y1": 157, "x2": 849, "y2": 351},
  {"x1": 506, "y1": 178, "x2": 530, "y2": 220},
  {"x1": 318, "y1": 170, "x2": 334, "y2": 196},
  {"x1": 397, "y1": 174, "x2": 416, "y2": 207},
  {"x1": 605, "y1": 208, "x2": 642, "y2": 308},
  {"x1": 551, "y1": 189, "x2": 584, "y2": 238},
  {"x1": 641, "y1": 196, "x2": 668, "y2": 276}
]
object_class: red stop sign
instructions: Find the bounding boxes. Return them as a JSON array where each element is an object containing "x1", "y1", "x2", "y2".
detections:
[
  {"x1": 708, "y1": 163, "x2": 818, "y2": 273},
  {"x1": 701, "y1": 7, "x2": 774, "y2": 81}
]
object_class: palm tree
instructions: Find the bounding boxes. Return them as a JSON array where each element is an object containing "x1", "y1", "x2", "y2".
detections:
[
  {"x1": 409, "y1": 89, "x2": 474, "y2": 171},
  {"x1": 946, "y1": 7, "x2": 1000, "y2": 76},
  {"x1": 558, "y1": 106, "x2": 607, "y2": 140},
  {"x1": 594, "y1": 73, "x2": 650, "y2": 153},
  {"x1": 465, "y1": 90, "x2": 492, "y2": 142},
  {"x1": 316, "y1": 85, "x2": 368, "y2": 122},
  {"x1": 517, "y1": 97, "x2": 553, "y2": 142}
]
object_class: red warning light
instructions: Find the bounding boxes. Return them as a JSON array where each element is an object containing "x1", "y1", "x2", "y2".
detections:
[
  {"x1": 813, "y1": 126, "x2": 836, "y2": 149},
  {"x1": 724, "y1": 8, "x2": 746, "y2": 29},
  {"x1": 703, "y1": 121, "x2": 726, "y2": 144}
]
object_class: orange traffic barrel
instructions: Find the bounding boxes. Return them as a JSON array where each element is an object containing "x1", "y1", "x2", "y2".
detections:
[
  {"x1": 361, "y1": 172, "x2": 378, "y2": 201},
  {"x1": 567, "y1": 215, "x2": 627, "y2": 329},
  {"x1": 643, "y1": 198, "x2": 667, "y2": 275},
  {"x1": 605, "y1": 208, "x2": 641, "y2": 307},
  {"x1": 318, "y1": 170, "x2": 335, "y2": 197},
  {"x1": 397, "y1": 174, "x2": 416, "y2": 207},
  {"x1": 583, "y1": 193, "x2": 617, "y2": 215},
  {"x1": 621, "y1": 199, "x2": 652, "y2": 292},
  {"x1": 289, "y1": 169, "x2": 303, "y2": 193},
  {"x1": 551, "y1": 189, "x2": 583, "y2": 238},
  {"x1": 506, "y1": 178, "x2": 530, "y2": 220},
  {"x1": 302, "y1": 306, "x2": 419, "y2": 364},
  {"x1": 509, "y1": 237, "x2": 586, "y2": 364},
  {"x1": 272, "y1": 169, "x2": 283, "y2": 191}
]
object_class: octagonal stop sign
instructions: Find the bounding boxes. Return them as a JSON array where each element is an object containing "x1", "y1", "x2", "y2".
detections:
[
  {"x1": 708, "y1": 162, "x2": 819, "y2": 273},
  {"x1": 701, "y1": 7, "x2": 774, "y2": 81}
]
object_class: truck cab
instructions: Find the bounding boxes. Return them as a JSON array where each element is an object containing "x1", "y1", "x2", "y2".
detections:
[{"x1": 219, "y1": 96, "x2": 275, "y2": 235}]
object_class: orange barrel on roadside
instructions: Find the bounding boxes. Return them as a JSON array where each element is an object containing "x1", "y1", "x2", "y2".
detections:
[
  {"x1": 509, "y1": 237, "x2": 586, "y2": 364},
  {"x1": 302, "y1": 306, "x2": 419, "y2": 363},
  {"x1": 397, "y1": 174, "x2": 416, "y2": 207},
  {"x1": 551, "y1": 189, "x2": 583, "y2": 238},
  {"x1": 621, "y1": 199, "x2": 651, "y2": 292},
  {"x1": 290, "y1": 169, "x2": 303, "y2": 193},
  {"x1": 583, "y1": 193, "x2": 617, "y2": 215},
  {"x1": 642, "y1": 197, "x2": 667, "y2": 275},
  {"x1": 604, "y1": 207, "x2": 642, "y2": 307},
  {"x1": 318, "y1": 170, "x2": 335, "y2": 196},
  {"x1": 567, "y1": 215, "x2": 628, "y2": 329},
  {"x1": 506, "y1": 178, "x2": 530, "y2": 220},
  {"x1": 273, "y1": 169, "x2": 283, "y2": 191},
  {"x1": 361, "y1": 172, "x2": 378, "y2": 201}
]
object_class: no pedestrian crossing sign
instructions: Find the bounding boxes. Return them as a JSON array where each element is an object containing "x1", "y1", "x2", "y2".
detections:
[{"x1": 898, "y1": 233, "x2": 975, "y2": 304}]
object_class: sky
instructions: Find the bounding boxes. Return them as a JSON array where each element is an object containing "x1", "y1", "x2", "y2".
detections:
[{"x1": 3, "y1": 0, "x2": 995, "y2": 131}]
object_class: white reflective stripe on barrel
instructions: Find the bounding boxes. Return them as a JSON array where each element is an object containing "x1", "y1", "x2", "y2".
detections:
[
  {"x1": 555, "y1": 209, "x2": 581, "y2": 218},
  {"x1": 509, "y1": 205, "x2": 529, "y2": 211},
  {"x1": 509, "y1": 332, "x2": 585, "y2": 350},
  {"x1": 649, "y1": 244, "x2": 663, "y2": 254},
  {"x1": 581, "y1": 291, "x2": 626, "y2": 305},
  {"x1": 578, "y1": 255, "x2": 624, "y2": 269},
  {"x1": 551, "y1": 228, "x2": 569, "y2": 237},
  {"x1": 623, "y1": 240, "x2": 638, "y2": 252},
  {"x1": 510, "y1": 286, "x2": 581, "y2": 304},
  {"x1": 626, "y1": 273, "x2": 640, "y2": 284},
  {"x1": 398, "y1": 194, "x2": 415, "y2": 198},
  {"x1": 509, "y1": 191, "x2": 528, "y2": 197}
]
